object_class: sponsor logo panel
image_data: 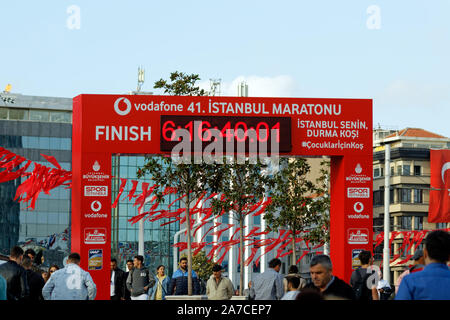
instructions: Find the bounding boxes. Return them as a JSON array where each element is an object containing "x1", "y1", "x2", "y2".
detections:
[
  {"x1": 347, "y1": 187, "x2": 370, "y2": 198},
  {"x1": 88, "y1": 249, "x2": 103, "y2": 270},
  {"x1": 84, "y1": 228, "x2": 107, "y2": 244},
  {"x1": 347, "y1": 228, "x2": 369, "y2": 244},
  {"x1": 84, "y1": 185, "x2": 108, "y2": 197}
]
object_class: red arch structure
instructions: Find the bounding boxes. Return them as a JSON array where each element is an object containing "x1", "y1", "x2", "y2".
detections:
[{"x1": 72, "y1": 94, "x2": 373, "y2": 300}]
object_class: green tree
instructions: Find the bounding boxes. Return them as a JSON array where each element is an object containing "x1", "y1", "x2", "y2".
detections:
[
  {"x1": 305, "y1": 159, "x2": 330, "y2": 246},
  {"x1": 191, "y1": 251, "x2": 216, "y2": 283},
  {"x1": 154, "y1": 71, "x2": 206, "y2": 96},
  {"x1": 264, "y1": 157, "x2": 321, "y2": 265},
  {"x1": 211, "y1": 159, "x2": 272, "y2": 296},
  {"x1": 137, "y1": 71, "x2": 218, "y2": 295}
]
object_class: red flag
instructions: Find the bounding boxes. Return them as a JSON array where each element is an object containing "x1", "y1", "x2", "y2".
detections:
[
  {"x1": 111, "y1": 178, "x2": 128, "y2": 208},
  {"x1": 40, "y1": 154, "x2": 62, "y2": 170},
  {"x1": 429, "y1": 149, "x2": 450, "y2": 222}
]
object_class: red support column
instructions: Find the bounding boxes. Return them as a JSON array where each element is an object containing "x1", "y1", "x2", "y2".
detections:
[{"x1": 330, "y1": 155, "x2": 373, "y2": 283}]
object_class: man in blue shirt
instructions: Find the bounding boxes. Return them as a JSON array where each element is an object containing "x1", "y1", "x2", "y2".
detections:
[
  {"x1": 252, "y1": 258, "x2": 285, "y2": 300},
  {"x1": 396, "y1": 230, "x2": 450, "y2": 300}
]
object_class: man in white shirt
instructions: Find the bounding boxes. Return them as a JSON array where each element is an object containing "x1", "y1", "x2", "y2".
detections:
[{"x1": 281, "y1": 276, "x2": 300, "y2": 300}]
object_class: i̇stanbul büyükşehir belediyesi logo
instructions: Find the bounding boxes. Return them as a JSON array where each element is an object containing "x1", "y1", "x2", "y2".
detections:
[{"x1": 114, "y1": 97, "x2": 132, "y2": 116}]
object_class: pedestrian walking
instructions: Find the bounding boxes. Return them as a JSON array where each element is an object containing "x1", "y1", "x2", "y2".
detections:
[
  {"x1": 396, "y1": 230, "x2": 450, "y2": 300},
  {"x1": 243, "y1": 281, "x2": 255, "y2": 300},
  {"x1": 42, "y1": 252, "x2": 97, "y2": 300},
  {"x1": 206, "y1": 264, "x2": 234, "y2": 300},
  {"x1": 0, "y1": 246, "x2": 29, "y2": 300},
  {"x1": 281, "y1": 276, "x2": 300, "y2": 300},
  {"x1": 124, "y1": 259, "x2": 134, "y2": 300},
  {"x1": 126, "y1": 255, "x2": 155, "y2": 300},
  {"x1": 350, "y1": 250, "x2": 377, "y2": 301},
  {"x1": 395, "y1": 249, "x2": 425, "y2": 294},
  {"x1": 252, "y1": 258, "x2": 284, "y2": 300},
  {"x1": 24, "y1": 249, "x2": 41, "y2": 274},
  {"x1": 41, "y1": 270, "x2": 50, "y2": 283},
  {"x1": 148, "y1": 265, "x2": 170, "y2": 300},
  {"x1": 283, "y1": 265, "x2": 306, "y2": 292},
  {"x1": 22, "y1": 256, "x2": 45, "y2": 300},
  {"x1": 168, "y1": 257, "x2": 200, "y2": 295},
  {"x1": 304, "y1": 255, "x2": 354, "y2": 300},
  {"x1": 111, "y1": 258, "x2": 127, "y2": 300}
]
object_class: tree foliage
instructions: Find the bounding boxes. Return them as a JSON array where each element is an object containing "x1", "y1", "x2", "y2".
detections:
[
  {"x1": 136, "y1": 71, "x2": 212, "y2": 295},
  {"x1": 154, "y1": 71, "x2": 206, "y2": 96},
  {"x1": 265, "y1": 158, "x2": 329, "y2": 265},
  {"x1": 211, "y1": 158, "x2": 272, "y2": 295}
]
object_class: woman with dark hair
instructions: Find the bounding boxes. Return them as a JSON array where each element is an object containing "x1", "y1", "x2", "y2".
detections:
[
  {"x1": 148, "y1": 265, "x2": 170, "y2": 300},
  {"x1": 34, "y1": 250, "x2": 44, "y2": 267},
  {"x1": 48, "y1": 265, "x2": 59, "y2": 278}
]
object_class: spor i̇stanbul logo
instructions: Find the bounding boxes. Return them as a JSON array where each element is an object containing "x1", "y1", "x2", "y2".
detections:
[{"x1": 114, "y1": 97, "x2": 132, "y2": 116}]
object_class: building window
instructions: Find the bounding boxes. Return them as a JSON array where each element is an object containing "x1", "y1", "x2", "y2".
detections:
[
  {"x1": 402, "y1": 165, "x2": 410, "y2": 176},
  {"x1": 414, "y1": 216, "x2": 423, "y2": 230},
  {"x1": 413, "y1": 189, "x2": 423, "y2": 204},
  {"x1": 397, "y1": 166, "x2": 402, "y2": 176},
  {"x1": 0, "y1": 108, "x2": 7, "y2": 119},
  {"x1": 400, "y1": 216, "x2": 412, "y2": 230},
  {"x1": 436, "y1": 223, "x2": 447, "y2": 229},
  {"x1": 399, "y1": 189, "x2": 411, "y2": 203},
  {"x1": 374, "y1": 168, "x2": 380, "y2": 178},
  {"x1": 390, "y1": 166, "x2": 395, "y2": 176},
  {"x1": 373, "y1": 190, "x2": 383, "y2": 206},
  {"x1": 50, "y1": 111, "x2": 71, "y2": 123},
  {"x1": 9, "y1": 108, "x2": 28, "y2": 120},
  {"x1": 413, "y1": 165, "x2": 421, "y2": 176},
  {"x1": 29, "y1": 110, "x2": 50, "y2": 122}
]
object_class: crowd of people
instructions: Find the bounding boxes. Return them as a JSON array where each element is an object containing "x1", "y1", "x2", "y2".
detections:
[{"x1": 0, "y1": 230, "x2": 448, "y2": 301}]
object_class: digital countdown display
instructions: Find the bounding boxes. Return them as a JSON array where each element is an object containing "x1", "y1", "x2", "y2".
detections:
[{"x1": 160, "y1": 115, "x2": 292, "y2": 153}]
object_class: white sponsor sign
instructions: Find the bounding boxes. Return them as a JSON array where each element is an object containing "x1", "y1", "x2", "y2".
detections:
[
  {"x1": 348, "y1": 228, "x2": 369, "y2": 244},
  {"x1": 84, "y1": 185, "x2": 108, "y2": 197},
  {"x1": 347, "y1": 187, "x2": 370, "y2": 199}
]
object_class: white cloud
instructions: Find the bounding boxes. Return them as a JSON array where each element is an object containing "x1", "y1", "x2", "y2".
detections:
[{"x1": 376, "y1": 80, "x2": 450, "y2": 109}]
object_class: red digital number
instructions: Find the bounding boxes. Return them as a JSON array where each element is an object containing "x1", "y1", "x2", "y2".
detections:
[{"x1": 162, "y1": 121, "x2": 176, "y2": 141}]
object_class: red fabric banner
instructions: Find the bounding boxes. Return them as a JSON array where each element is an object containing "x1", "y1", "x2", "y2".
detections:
[{"x1": 429, "y1": 149, "x2": 450, "y2": 222}]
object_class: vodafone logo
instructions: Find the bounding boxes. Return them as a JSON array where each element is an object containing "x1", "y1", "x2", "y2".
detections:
[
  {"x1": 114, "y1": 97, "x2": 132, "y2": 116},
  {"x1": 353, "y1": 202, "x2": 364, "y2": 213},
  {"x1": 91, "y1": 200, "x2": 102, "y2": 212}
]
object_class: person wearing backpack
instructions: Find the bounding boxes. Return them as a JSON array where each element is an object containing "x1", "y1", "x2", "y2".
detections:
[{"x1": 350, "y1": 250, "x2": 377, "y2": 301}]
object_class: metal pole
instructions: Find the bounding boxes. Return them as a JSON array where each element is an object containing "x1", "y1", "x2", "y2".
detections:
[{"x1": 383, "y1": 143, "x2": 391, "y2": 283}]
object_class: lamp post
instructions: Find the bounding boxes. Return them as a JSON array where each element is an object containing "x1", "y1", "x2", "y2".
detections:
[{"x1": 383, "y1": 143, "x2": 391, "y2": 283}]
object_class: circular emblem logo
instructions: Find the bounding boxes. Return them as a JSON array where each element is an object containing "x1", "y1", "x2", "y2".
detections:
[
  {"x1": 114, "y1": 97, "x2": 132, "y2": 116},
  {"x1": 91, "y1": 200, "x2": 102, "y2": 212},
  {"x1": 353, "y1": 202, "x2": 364, "y2": 213}
]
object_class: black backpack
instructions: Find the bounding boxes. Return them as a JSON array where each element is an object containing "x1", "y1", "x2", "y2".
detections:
[{"x1": 352, "y1": 268, "x2": 372, "y2": 301}]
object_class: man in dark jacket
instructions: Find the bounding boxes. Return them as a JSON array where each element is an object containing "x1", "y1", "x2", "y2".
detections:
[
  {"x1": 168, "y1": 257, "x2": 200, "y2": 295},
  {"x1": 124, "y1": 259, "x2": 133, "y2": 300},
  {"x1": 126, "y1": 255, "x2": 155, "y2": 300},
  {"x1": 304, "y1": 255, "x2": 355, "y2": 300},
  {"x1": 110, "y1": 258, "x2": 126, "y2": 300},
  {"x1": 350, "y1": 250, "x2": 376, "y2": 301},
  {"x1": 0, "y1": 246, "x2": 29, "y2": 300},
  {"x1": 22, "y1": 256, "x2": 44, "y2": 300}
]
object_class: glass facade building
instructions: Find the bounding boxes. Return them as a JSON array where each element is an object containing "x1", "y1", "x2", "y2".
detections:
[
  {"x1": 111, "y1": 155, "x2": 180, "y2": 274},
  {"x1": 0, "y1": 94, "x2": 72, "y2": 266}
]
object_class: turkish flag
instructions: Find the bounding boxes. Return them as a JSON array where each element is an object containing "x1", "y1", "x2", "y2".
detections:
[{"x1": 429, "y1": 149, "x2": 450, "y2": 222}]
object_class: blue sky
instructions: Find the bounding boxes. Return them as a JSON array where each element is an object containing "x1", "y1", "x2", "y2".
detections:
[{"x1": 1, "y1": 0, "x2": 449, "y2": 137}]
